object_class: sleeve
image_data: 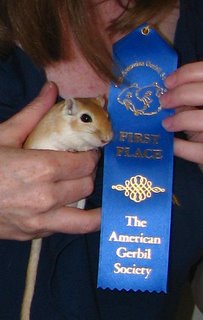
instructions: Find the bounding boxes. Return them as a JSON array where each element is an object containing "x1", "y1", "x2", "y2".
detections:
[
  {"x1": 175, "y1": 0, "x2": 203, "y2": 65},
  {"x1": 0, "y1": 47, "x2": 46, "y2": 122}
]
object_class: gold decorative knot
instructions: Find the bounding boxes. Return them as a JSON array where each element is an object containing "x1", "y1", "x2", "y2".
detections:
[{"x1": 112, "y1": 175, "x2": 165, "y2": 203}]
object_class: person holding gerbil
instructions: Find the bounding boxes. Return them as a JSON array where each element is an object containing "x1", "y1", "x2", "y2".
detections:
[{"x1": 0, "y1": 1, "x2": 202, "y2": 319}]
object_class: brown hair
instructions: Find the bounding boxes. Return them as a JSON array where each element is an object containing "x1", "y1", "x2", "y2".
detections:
[{"x1": 0, "y1": 0, "x2": 177, "y2": 80}]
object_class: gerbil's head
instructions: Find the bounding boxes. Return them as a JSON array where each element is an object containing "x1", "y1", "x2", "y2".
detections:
[{"x1": 61, "y1": 96, "x2": 113, "y2": 151}]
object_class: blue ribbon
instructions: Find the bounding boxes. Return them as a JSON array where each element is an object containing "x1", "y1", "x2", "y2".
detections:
[{"x1": 98, "y1": 25, "x2": 178, "y2": 292}]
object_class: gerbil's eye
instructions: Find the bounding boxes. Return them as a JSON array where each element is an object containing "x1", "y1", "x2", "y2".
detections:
[{"x1": 80, "y1": 113, "x2": 92, "y2": 123}]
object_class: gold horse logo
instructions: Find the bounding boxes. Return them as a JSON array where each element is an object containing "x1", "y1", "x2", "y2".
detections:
[{"x1": 117, "y1": 82, "x2": 165, "y2": 116}]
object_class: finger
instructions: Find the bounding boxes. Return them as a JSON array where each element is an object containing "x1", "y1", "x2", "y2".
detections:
[
  {"x1": 0, "y1": 225, "x2": 51, "y2": 241},
  {"x1": 174, "y1": 138, "x2": 203, "y2": 164},
  {"x1": 41, "y1": 149, "x2": 100, "y2": 181},
  {"x1": 165, "y1": 62, "x2": 203, "y2": 89},
  {"x1": 6, "y1": 148, "x2": 100, "y2": 183},
  {"x1": 33, "y1": 207, "x2": 101, "y2": 235},
  {"x1": 162, "y1": 110, "x2": 203, "y2": 132},
  {"x1": 0, "y1": 82, "x2": 58, "y2": 147},
  {"x1": 14, "y1": 176, "x2": 95, "y2": 215},
  {"x1": 53, "y1": 176, "x2": 95, "y2": 206},
  {"x1": 160, "y1": 82, "x2": 203, "y2": 109}
]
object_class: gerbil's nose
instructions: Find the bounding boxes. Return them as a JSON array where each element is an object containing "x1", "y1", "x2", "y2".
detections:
[
  {"x1": 101, "y1": 132, "x2": 113, "y2": 145},
  {"x1": 101, "y1": 139, "x2": 108, "y2": 144}
]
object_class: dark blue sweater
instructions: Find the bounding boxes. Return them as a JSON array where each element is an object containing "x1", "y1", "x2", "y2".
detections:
[{"x1": 0, "y1": 0, "x2": 203, "y2": 319}]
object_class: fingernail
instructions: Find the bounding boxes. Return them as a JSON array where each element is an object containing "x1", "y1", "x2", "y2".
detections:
[
  {"x1": 39, "y1": 82, "x2": 54, "y2": 97},
  {"x1": 162, "y1": 117, "x2": 173, "y2": 131},
  {"x1": 159, "y1": 93, "x2": 168, "y2": 107},
  {"x1": 165, "y1": 73, "x2": 177, "y2": 88}
]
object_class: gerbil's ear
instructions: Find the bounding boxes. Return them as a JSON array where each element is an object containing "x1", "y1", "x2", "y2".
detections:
[
  {"x1": 63, "y1": 98, "x2": 78, "y2": 116},
  {"x1": 95, "y1": 95, "x2": 106, "y2": 108}
]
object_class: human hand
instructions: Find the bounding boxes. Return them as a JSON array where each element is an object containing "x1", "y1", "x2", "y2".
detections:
[
  {"x1": 0, "y1": 83, "x2": 100, "y2": 240},
  {"x1": 160, "y1": 62, "x2": 203, "y2": 165}
]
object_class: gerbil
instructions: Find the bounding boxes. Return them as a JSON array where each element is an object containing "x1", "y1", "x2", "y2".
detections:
[{"x1": 21, "y1": 96, "x2": 113, "y2": 320}]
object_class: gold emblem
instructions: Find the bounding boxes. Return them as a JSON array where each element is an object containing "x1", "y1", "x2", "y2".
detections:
[
  {"x1": 112, "y1": 175, "x2": 165, "y2": 203},
  {"x1": 117, "y1": 82, "x2": 165, "y2": 116}
]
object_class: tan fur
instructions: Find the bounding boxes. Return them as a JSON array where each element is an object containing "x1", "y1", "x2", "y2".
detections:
[
  {"x1": 24, "y1": 101, "x2": 66, "y2": 148},
  {"x1": 21, "y1": 97, "x2": 113, "y2": 320},
  {"x1": 24, "y1": 97, "x2": 112, "y2": 151}
]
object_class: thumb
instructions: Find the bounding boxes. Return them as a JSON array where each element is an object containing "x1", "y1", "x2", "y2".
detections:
[{"x1": 0, "y1": 82, "x2": 58, "y2": 147}]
